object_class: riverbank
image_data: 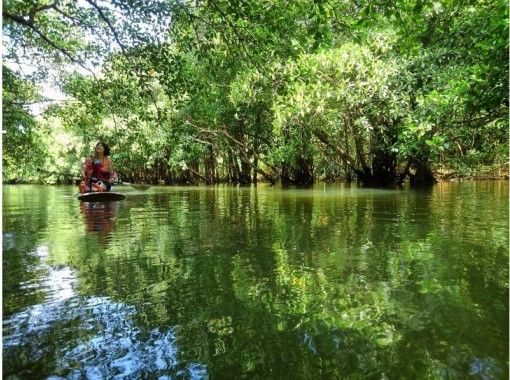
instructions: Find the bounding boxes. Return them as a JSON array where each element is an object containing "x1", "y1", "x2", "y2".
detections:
[
  {"x1": 3, "y1": 163, "x2": 509, "y2": 186},
  {"x1": 4, "y1": 174, "x2": 509, "y2": 186}
]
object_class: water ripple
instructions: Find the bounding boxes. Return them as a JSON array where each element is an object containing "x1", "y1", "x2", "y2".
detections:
[{"x1": 4, "y1": 269, "x2": 208, "y2": 379}]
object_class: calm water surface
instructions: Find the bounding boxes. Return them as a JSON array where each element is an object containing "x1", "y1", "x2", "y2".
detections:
[{"x1": 3, "y1": 182, "x2": 508, "y2": 379}]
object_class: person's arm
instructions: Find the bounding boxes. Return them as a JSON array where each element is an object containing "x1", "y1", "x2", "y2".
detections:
[
  {"x1": 108, "y1": 158, "x2": 118, "y2": 183},
  {"x1": 81, "y1": 158, "x2": 91, "y2": 180}
]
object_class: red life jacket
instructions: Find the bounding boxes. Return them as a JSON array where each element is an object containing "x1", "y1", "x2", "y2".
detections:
[{"x1": 86, "y1": 158, "x2": 111, "y2": 182}]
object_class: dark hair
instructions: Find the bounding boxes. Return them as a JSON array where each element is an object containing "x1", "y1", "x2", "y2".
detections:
[{"x1": 96, "y1": 141, "x2": 110, "y2": 156}]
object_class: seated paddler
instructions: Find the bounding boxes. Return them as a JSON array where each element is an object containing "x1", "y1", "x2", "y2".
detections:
[{"x1": 79, "y1": 141, "x2": 117, "y2": 193}]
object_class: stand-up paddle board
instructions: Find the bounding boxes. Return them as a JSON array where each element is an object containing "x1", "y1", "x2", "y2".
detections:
[{"x1": 77, "y1": 192, "x2": 126, "y2": 202}]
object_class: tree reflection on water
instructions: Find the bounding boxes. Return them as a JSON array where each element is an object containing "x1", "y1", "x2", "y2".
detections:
[
  {"x1": 2, "y1": 183, "x2": 508, "y2": 379},
  {"x1": 3, "y1": 257, "x2": 208, "y2": 379}
]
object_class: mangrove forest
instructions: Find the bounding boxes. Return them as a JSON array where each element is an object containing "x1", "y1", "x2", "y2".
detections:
[{"x1": 3, "y1": 0, "x2": 508, "y2": 187}]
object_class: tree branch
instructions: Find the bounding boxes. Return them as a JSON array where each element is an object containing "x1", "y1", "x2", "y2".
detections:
[
  {"x1": 4, "y1": 10, "x2": 97, "y2": 77},
  {"x1": 4, "y1": 6, "x2": 127, "y2": 131},
  {"x1": 206, "y1": 0, "x2": 266, "y2": 76},
  {"x1": 186, "y1": 166, "x2": 208, "y2": 181},
  {"x1": 197, "y1": 124, "x2": 280, "y2": 176},
  {"x1": 5, "y1": 98, "x2": 78, "y2": 106},
  {"x1": 85, "y1": 0, "x2": 128, "y2": 51},
  {"x1": 52, "y1": 5, "x2": 96, "y2": 28},
  {"x1": 29, "y1": 2, "x2": 57, "y2": 22},
  {"x1": 3, "y1": 11, "x2": 29, "y2": 25},
  {"x1": 84, "y1": 0, "x2": 165, "y2": 127},
  {"x1": 312, "y1": 128, "x2": 363, "y2": 177}
]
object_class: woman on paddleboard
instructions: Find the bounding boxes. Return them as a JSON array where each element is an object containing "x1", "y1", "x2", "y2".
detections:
[{"x1": 79, "y1": 142, "x2": 117, "y2": 193}]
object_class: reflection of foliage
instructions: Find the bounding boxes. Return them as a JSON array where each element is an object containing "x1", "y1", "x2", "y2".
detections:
[
  {"x1": 3, "y1": 186, "x2": 53, "y2": 314},
  {"x1": 4, "y1": 292, "x2": 207, "y2": 379},
  {"x1": 3, "y1": 183, "x2": 508, "y2": 378}
]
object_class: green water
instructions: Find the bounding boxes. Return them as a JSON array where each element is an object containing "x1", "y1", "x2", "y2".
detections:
[{"x1": 3, "y1": 182, "x2": 508, "y2": 379}]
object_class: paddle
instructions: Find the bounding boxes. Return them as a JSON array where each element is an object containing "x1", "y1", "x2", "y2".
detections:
[{"x1": 119, "y1": 181, "x2": 151, "y2": 190}]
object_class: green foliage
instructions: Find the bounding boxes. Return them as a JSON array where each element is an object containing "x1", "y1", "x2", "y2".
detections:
[
  {"x1": 2, "y1": 66, "x2": 47, "y2": 182},
  {"x1": 3, "y1": 0, "x2": 508, "y2": 184}
]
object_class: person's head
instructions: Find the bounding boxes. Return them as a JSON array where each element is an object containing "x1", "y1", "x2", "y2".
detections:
[{"x1": 95, "y1": 142, "x2": 110, "y2": 157}]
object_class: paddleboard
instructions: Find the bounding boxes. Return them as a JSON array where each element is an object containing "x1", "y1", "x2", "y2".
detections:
[{"x1": 77, "y1": 191, "x2": 126, "y2": 202}]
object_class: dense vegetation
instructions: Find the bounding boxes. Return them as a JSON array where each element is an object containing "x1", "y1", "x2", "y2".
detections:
[{"x1": 3, "y1": 0, "x2": 508, "y2": 186}]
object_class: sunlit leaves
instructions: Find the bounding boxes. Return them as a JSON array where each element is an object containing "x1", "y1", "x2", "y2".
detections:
[
  {"x1": 3, "y1": 0, "x2": 507, "y2": 184},
  {"x1": 2, "y1": 66, "x2": 47, "y2": 181}
]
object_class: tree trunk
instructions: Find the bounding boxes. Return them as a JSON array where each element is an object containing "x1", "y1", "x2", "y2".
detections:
[
  {"x1": 239, "y1": 153, "x2": 252, "y2": 185},
  {"x1": 252, "y1": 145, "x2": 258, "y2": 184},
  {"x1": 204, "y1": 143, "x2": 215, "y2": 185},
  {"x1": 371, "y1": 148, "x2": 398, "y2": 186},
  {"x1": 281, "y1": 164, "x2": 292, "y2": 185},
  {"x1": 356, "y1": 126, "x2": 402, "y2": 187},
  {"x1": 410, "y1": 160, "x2": 436, "y2": 187},
  {"x1": 229, "y1": 152, "x2": 240, "y2": 183},
  {"x1": 293, "y1": 157, "x2": 314, "y2": 185}
]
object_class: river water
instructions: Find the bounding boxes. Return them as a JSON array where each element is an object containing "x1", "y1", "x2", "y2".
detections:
[{"x1": 2, "y1": 182, "x2": 508, "y2": 379}]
